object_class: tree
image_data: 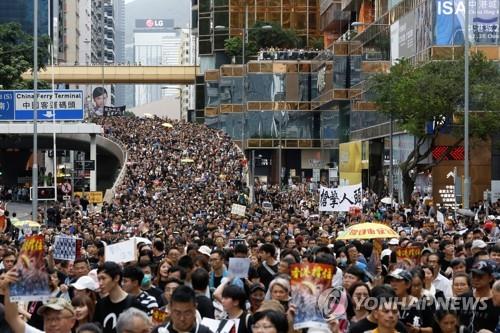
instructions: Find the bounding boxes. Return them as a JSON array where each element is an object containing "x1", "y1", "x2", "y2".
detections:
[
  {"x1": 224, "y1": 22, "x2": 300, "y2": 62},
  {"x1": 369, "y1": 52, "x2": 500, "y2": 203},
  {"x1": 0, "y1": 22, "x2": 50, "y2": 89}
]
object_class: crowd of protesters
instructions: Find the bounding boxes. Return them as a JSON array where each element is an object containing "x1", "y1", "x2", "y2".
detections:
[{"x1": 0, "y1": 116, "x2": 499, "y2": 333}]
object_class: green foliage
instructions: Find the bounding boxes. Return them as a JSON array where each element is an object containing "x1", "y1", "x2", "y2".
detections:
[
  {"x1": 310, "y1": 37, "x2": 324, "y2": 50},
  {"x1": 224, "y1": 37, "x2": 243, "y2": 57},
  {"x1": 224, "y1": 22, "x2": 302, "y2": 61},
  {"x1": 0, "y1": 22, "x2": 50, "y2": 89},
  {"x1": 369, "y1": 52, "x2": 500, "y2": 202},
  {"x1": 249, "y1": 22, "x2": 299, "y2": 49},
  {"x1": 369, "y1": 53, "x2": 500, "y2": 139}
]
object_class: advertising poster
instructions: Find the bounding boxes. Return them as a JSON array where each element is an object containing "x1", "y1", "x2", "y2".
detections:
[
  {"x1": 90, "y1": 86, "x2": 112, "y2": 117},
  {"x1": 290, "y1": 263, "x2": 335, "y2": 330},
  {"x1": 434, "y1": 0, "x2": 499, "y2": 45},
  {"x1": 9, "y1": 235, "x2": 51, "y2": 302}
]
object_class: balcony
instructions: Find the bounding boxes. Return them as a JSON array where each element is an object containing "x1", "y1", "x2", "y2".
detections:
[{"x1": 320, "y1": 1, "x2": 351, "y2": 34}]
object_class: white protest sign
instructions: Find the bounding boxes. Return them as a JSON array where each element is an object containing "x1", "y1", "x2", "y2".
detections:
[
  {"x1": 105, "y1": 238, "x2": 137, "y2": 263},
  {"x1": 231, "y1": 203, "x2": 247, "y2": 217},
  {"x1": 437, "y1": 210, "x2": 445, "y2": 224},
  {"x1": 228, "y1": 258, "x2": 250, "y2": 279},
  {"x1": 319, "y1": 184, "x2": 362, "y2": 212}
]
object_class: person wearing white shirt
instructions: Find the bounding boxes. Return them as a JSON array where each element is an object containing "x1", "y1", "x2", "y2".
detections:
[{"x1": 428, "y1": 253, "x2": 453, "y2": 298}]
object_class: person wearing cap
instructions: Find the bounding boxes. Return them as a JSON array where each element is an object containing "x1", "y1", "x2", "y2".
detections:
[
  {"x1": 71, "y1": 275, "x2": 98, "y2": 301},
  {"x1": 1, "y1": 269, "x2": 76, "y2": 333},
  {"x1": 249, "y1": 283, "x2": 266, "y2": 314},
  {"x1": 470, "y1": 260, "x2": 499, "y2": 332},
  {"x1": 388, "y1": 239, "x2": 399, "y2": 252},
  {"x1": 388, "y1": 269, "x2": 431, "y2": 333},
  {"x1": 198, "y1": 245, "x2": 212, "y2": 258}
]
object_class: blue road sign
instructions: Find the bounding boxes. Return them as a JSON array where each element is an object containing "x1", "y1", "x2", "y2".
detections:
[{"x1": 0, "y1": 90, "x2": 84, "y2": 121}]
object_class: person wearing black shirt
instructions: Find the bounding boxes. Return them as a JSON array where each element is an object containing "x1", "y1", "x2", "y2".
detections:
[
  {"x1": 470, "y1": 260, "x2": 499, "y2": 332},
  {"x1": 94, "y1": 262, "x2": 147, "y2": 333},
  {"x1": 348, "y1": 288, "x2": 408, "y2": 333},
  {"x1": 257, "y1": 243, "x2": 278, "y2": 290},
  {"x1": 152, "y1": 286, "x2": 213, "y2": 333},
  {"x1": 191, "y1": 268, "x2": 215, "y2": 319}
]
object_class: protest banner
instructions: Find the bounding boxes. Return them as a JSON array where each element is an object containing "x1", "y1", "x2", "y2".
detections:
[
  {"x1": 53, "y1": 236, "x2": 83, "y2": 261},
  {"x1": 105, "y1": 238, "x2": 137, "y2": 263},
  {"x1": 396, "y1": 246, "x2": 421, "y2": 266},
  {"x1": 231, "y1": 203, "x2": 246, "y2": 217},
  {"x1": 319, "y1": 184, "x2": 362, "y2": 212},
  {"x1": 228, "y1": 258, "x2": 250, "y2": 279},
  {"x1": 0, "y1": 215, "x2": 5, "y2": 233},
  {"x1": 290, "y1": 263, "x2": 336, "y2": 330},
  {"x1": 152, "y1": 308, "x2": 169, "y2": 325},
  {"x1": 229, "y1": 239, "x2": 246, "y2": 248},
  {"x1": 10, "y1": 235, "x2": 51, "y2": 302}
]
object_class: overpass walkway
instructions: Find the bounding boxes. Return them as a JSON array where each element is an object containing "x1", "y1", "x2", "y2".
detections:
[{"x1": 22, "y1": 65, "x2": 199, "y2": 84}]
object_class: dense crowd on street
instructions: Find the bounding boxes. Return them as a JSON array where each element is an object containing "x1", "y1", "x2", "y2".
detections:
[{"x1": 0, "y1": 116, "x2": 499, "y2": 333}]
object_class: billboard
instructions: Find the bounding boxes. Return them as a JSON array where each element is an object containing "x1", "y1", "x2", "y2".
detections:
[
  {"x1": 391, "y1": 11, "x2": 417, "y2": 63},
  {"x1": 434, "y1": 0, "x2": 500, "y2": 45},
  {"x1": 90, "y1": 86, "x2": 112, "y2": 117},
  {"x1": 135, "y1": 19, "x2": 173, "y2": 31},
  {"x1": 339, "y1": 141, "x2": 362, "y2": 185}
]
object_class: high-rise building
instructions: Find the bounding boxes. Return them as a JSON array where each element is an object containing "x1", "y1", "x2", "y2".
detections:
[
  {"x1": 91, "y1": 0, "x2": 115, "y2": 65},
  {"x1": 133, "y1": 18, "x2": 186, "y2": 114},
  {"x1": 113, "y1": 0, "x2": 126, "y2": 106},
  {"x1": 0, "y1": 0, "x2": 52, "y2": 36}
]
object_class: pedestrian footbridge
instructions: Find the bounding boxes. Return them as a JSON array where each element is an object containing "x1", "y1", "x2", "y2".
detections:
[{"x1": 22, "y1": 65, "x2": 200, "y2": 84}]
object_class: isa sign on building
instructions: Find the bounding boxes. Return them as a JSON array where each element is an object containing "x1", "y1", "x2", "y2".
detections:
[
  {"x1": 434, "y1": 0, "x2": 499, "y2": 45},
  {"x1": 0, "y1": 90, "x2": 84, "y2": 121}
]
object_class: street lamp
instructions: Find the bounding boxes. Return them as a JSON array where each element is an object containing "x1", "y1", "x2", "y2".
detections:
[
  {"x1": 32, "y1": 0, "x2": 39, "y2": 220},
  {"x1": 351, "y1": 21, "x2": 389, "y2": 27},
  {"x1": 463, "y1": 0, "x2": 471, "y2": 209}
]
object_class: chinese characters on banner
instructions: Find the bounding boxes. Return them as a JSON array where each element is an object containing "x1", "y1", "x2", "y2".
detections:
[
  {"x1": 290, "y1": 263, "x2": 336, "y2": 330},
  {"x1": 10, "y1": 235, "x2": 51, "y2": 302},
  {"x1": 396, "y1": 246, "x2": 421, "y2": 266},
  {"x1": 319, "y1": 184, "x2": 362, "y2": 212}
]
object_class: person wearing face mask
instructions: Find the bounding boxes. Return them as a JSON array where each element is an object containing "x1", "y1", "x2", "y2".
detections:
[
  {"x1": 138, "y1": 262, "x2": 163, "y2": 305},
  {"x1": 122, "y1": 266, "x2": 159, "y2": 316}
]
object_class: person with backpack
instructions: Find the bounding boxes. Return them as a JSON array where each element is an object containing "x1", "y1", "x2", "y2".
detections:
[{"x1": 257, "y1": 244, "x2": 278, "y2": 290}]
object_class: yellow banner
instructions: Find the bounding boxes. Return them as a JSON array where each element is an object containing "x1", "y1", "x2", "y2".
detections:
[
  {"x1": 339, "y1": 141, "x2": 362, "y2": 185},
  {"x1": 73, "y1": 191, "x2": 103, "y2": 204}
]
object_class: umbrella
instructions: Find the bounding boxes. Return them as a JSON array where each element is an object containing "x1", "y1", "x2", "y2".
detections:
[
  {"x1": 380, "y1": 197, "x2": 392, "y2": 205},
  {"x1": 336, "y1": 222, "x2": 399, "y2": 240},
  {"x1": 181, "y1": 158, "x2": 194, "y2": 163},
  {"x1": 12, "y1": 220, "x2": 41, "y2": 229},
  {"x1": 161, "y1": 123, "x2": 173, "y2": 128}
]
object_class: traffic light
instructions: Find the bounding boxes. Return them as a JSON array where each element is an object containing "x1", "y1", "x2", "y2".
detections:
[
  {"x1": 30, "y1": 187, "x2": 56, "y2": 200},
  {"x1": 38, "y1": 187, "x2": 56, "y2": 200}
]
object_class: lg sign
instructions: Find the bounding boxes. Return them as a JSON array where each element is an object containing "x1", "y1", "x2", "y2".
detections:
[{"x1": 145, "y1": 19, "x2": 164, "y2": 28}]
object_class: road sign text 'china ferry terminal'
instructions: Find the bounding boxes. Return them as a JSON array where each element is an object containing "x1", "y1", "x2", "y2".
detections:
[{"x1": 0, "y1": 90, "x2": 84, "y2": 121}]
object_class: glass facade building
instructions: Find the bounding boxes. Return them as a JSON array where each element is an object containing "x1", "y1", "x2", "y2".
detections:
[
  {"x1": 0, "y1": 0, "x2": 52, "y2": 36},
  {"x1": 198, "y1": 0, "x2": 321, "y2": 57},
  {"x1": 204, "y1": 60, "x2": 344, "y2": 184}
]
